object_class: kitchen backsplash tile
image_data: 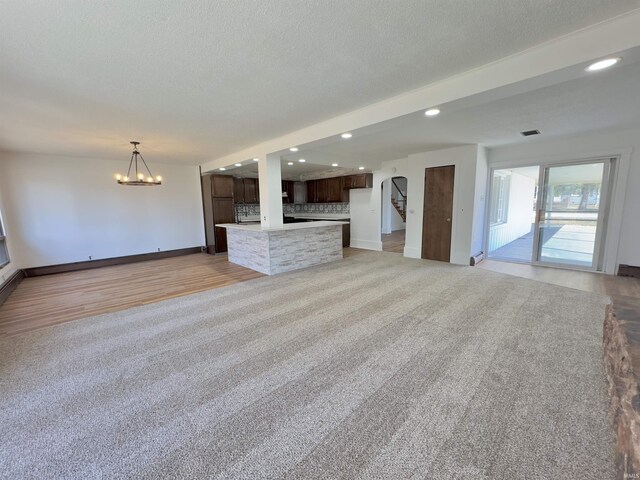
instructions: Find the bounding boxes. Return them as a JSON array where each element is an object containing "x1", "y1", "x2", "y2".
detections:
[
  {"x1": 235, "y1": 203, "x2": 261, "y2": 217},
  {"x1": 287, "y1": 203, "x2": 350, "y2": 214},
  {"x1": 235, "y1": 203, "x2": 349, "y2": 217}
]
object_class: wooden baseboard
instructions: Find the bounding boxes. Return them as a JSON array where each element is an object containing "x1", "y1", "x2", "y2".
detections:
[
  {"x1": 0, "y1": 270, "x2": 25, "y2": 306},
  {"x1": 23, "y1": 247, "x2": 204, "y2": 277},
  {"x1": 618, "y1": 264, "x2": 640, "y2": 279}
]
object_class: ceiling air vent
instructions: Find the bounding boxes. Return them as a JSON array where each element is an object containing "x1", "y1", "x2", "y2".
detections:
[{"x1": 520, "y1": 129, "x2": 541, "y2": 137}]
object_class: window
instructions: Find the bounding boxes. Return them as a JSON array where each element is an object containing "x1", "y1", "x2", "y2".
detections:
[
  {"x1": 0, "y1": 210, "x2": 9, "y2": 268},
  {"x1": 490, "y1": 173, "x2": 510, "y2": 225}
]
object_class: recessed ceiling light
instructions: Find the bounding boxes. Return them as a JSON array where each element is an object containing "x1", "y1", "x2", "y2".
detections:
[
  {"x1": 287, "y1": 162, "x2": 294, "y2": 166},
  {"x1": 289, "y1": 147, "x2": 298, "y2": 152},
  {"x1": 331, "y1": 163, "x2": 338, "y2": 167},
  {"x1": 253, "y1": 158, "x2": 259, "y2": 162},
  {"x1": 358, "y1": 166, "x2": 365, "y2": 170},
  {"x1": 341, "y1": 133, "x2": 352, "y2": 139},
  {"x1": 234, "y1": 163, "x2": 242, "y2": 167},
  {"x1": 586, "y1": 57, "x2": 621, "y2": 72},
  {"x1": 425, "y1": 108, "x2": 440, "y2": 117},
  {"x1": 298, "y1": 159, "x2": 306, "y2": 163},
  {"x1": 219, "y1": 167, "x2": 226, "y2": 171}
]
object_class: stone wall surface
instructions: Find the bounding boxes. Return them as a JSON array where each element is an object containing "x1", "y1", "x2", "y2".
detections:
[
  {"x1": 226, "y1": 225, "x2": 342, "y2": 275},
  {"x1": 603, "y1": 296, "x2": 640, "y2": 479}
]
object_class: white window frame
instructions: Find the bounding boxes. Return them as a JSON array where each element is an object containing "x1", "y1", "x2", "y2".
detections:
[
  {"x1": 490, "y1": 172, "x2": 510, "y2": 226},
  {"x1": 0, "y1": 210, "x2": 9, "y2": 269}
]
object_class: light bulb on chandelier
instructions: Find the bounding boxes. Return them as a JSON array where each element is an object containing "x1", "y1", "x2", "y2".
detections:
[{"x1": 114, "y1": 141, "x2": 163, "y2": 186}]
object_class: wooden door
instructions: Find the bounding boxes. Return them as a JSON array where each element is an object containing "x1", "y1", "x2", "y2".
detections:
[{"x1": 422, "y1": 165, "x2": 455, "y2": 262}]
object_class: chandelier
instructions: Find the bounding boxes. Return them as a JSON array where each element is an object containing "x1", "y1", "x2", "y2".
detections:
[{"x1": 115, "y1": 141, "x2": 162, "y2": 186}]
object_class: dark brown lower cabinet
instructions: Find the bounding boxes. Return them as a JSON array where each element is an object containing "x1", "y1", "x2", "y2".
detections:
[
  {"x1": 214, "y1": 226, "x2": 228, "y2": 253},
  {"x1": 342, "y1": 223, "x2": 350, "y2": 247},
  {"x1": 212, "y1": 197, "x2": 235, "y2": 253}
]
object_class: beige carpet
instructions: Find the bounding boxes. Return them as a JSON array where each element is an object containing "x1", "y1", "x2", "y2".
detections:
[{"x1": 0, "y1": 252, "x2": 614, "y2": 479}]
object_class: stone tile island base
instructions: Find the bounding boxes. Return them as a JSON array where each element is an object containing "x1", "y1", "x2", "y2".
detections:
[
  {"x1": 603, "y1": 296, "x2": 640, "y2": 478},
  {"x1": 221, "y1": 222, "x2": 344, "y2": 275}
]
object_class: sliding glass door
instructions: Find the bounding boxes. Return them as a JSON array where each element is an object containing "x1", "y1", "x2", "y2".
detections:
[{"x1": 532, "y1": 160, "x2": 610, "y2": 270}]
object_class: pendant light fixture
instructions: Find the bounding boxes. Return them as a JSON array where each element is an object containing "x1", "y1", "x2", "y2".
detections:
[{"x1": 115, "y1": 141, "x2": 162, "y2": 186}]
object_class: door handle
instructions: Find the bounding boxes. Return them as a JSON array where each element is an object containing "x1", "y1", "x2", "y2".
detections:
[{"x1": 446, "y1": 218, "x2": 451, "y2": 222}]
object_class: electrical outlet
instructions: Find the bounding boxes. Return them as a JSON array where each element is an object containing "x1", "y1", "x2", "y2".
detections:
[
  {"x1": 157, "y1": 248, "x2": 160, "y2": 252},
  {"x1": 89, "y1": 256, "x2": 92, "y2": 260}
]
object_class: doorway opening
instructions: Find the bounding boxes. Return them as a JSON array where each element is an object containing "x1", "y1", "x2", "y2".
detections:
[
  {"x1": 487, "y1": 159, "x2": 613, "y2": 271},
  {"x1": 487, "y1": 166, "x2": 538, "y2": 263},
  {"x1": 381, "y1": 176, "x2": 407, "y2": 253}
]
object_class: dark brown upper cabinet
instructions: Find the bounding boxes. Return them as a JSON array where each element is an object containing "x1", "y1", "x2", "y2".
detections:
[
  {"x1": 243, "y1": 178, "x2": 259, "y2": 204},
  {"x1": 303, "y1": 174, "x2": 372, "y2": 203},
  {"x1": 212, "y1": 175, "x2": 234, "y2": 198},
  {"x1": 282, "y1": 180, "x2": 295, "y2": 203},
  {"x1": 344, "y1": 173, "x2": 373, "y2": 189},
  {"x1": 306, "y1": 180, "x2": 318, "y2": 203},
  {"x1": 233, "y1": 177, "x2": 244, "y2": 203},
  {"x1": 327, "y1": 177, "x2": 343, "y2": 202}
]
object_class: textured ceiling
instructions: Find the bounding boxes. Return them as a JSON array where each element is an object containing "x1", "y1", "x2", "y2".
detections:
[
  {"x1": 1, "y1": 0, "x2": 639, "y2": 164},
  {"x1": 289, "y1": 58, "x2": 640, "y2": 167}
]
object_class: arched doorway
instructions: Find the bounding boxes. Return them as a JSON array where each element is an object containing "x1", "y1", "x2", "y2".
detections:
[{"x1": 381, "y1": 176, "x2": 407, "y2": 253}]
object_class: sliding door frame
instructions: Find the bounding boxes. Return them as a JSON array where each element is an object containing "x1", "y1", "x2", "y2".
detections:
[
  {"x1": 530, "y1": 158, "x2": 612, "y2": 272},
  {"x1": 484, "y1": 148, "x2": 631, "y2": 275}
]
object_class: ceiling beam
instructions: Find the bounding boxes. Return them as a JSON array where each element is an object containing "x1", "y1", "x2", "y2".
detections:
[{"x1": 200, "y1": 9, "x2": 640, "y2": 173}]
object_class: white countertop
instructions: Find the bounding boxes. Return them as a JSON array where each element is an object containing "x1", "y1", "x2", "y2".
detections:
[{"x1": 217, "y1": 220, "x2": 348, "y2": 232}]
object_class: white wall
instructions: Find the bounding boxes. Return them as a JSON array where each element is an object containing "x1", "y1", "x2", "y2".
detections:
[
  {"x1": 381, "y1": 179, "x2": 392, "y2": 235},
  {"x1": 350, "y1": 145, "x2": 486, "y2": 266},
  {"x1": 488, "y1": 171, "x2": 535, "y2": 252},
  {"x1": 350, "y1": 159, "x2": 409, "y2": 251},
  {"x1": 405, "y1": 145, "x2": 484, "y2": 264},
  {"x1": 0, "y1": 152, "x2": 205, "y2": 269},
  {"x1": 470, "y1": 147, "x2": 488, "y2": 256},
  {"x1": 489, "y1": 126, "x2": 638, "y2": 269}
]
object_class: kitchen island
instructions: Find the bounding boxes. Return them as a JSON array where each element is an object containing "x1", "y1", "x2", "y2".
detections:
[{"x1": 217, "y1": 221, "x2": 347, "y2": 275}]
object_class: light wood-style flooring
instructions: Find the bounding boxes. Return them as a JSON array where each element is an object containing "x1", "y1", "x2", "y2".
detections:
[
  {"x1": 2, "y1": 249, "x2": 638, "y2": 337},
  {"x1": 382, "y1": 230, "x2": 405, "y2": 253},
  {"x1": 478, "y1": 259, "x2": 640, "y2": 299},
  {"x1": 0, "y1": 254, "x2": 263, "y2": 337}
]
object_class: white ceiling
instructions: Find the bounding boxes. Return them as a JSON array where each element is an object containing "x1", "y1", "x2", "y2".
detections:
[
  {"x1": 1, "y1": 0, "x2": 639, "y2": 164},
  {"x1": 216, "y1": 158, "x2": 368, "y2": 181},
  {"x1": 284, "y1": 57, "x2": 640, "y2": 168}
]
